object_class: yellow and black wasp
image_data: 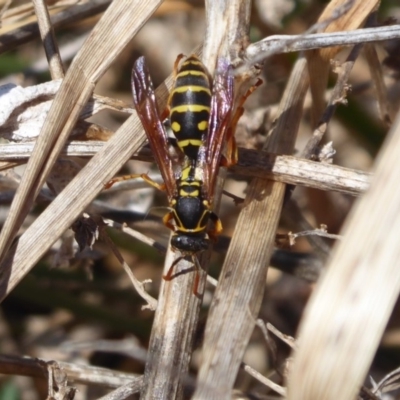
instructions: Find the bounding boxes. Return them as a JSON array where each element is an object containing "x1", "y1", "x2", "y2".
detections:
[{"x1": 110, "y1": 54, "x2": 255, "y2": 292}]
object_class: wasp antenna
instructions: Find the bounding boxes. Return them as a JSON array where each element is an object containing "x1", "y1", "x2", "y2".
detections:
[{"x1": 143, "y1": 206, "x2": 163, "y2": 222}]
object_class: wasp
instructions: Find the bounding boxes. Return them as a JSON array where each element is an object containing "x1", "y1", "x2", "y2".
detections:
[{"x1": 109, "y1": 54, "x2": 256, "y2": 293}]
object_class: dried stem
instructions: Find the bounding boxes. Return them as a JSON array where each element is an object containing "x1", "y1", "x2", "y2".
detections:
[
  {"x1": 288, "y1": 227, "x2": 343, "y2": 244},
  {"x1": 0, "y1": 354, "x2": 141, "y2": 389},
  {"x1": 241, "y1": 23, "x2": 398, "y2": 71},
  {"x1": 32, "y1": 0, "x2": 64, "y2": 79}
]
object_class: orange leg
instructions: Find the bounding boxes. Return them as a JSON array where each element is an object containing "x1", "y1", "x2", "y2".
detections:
[
  {"x1": 192, "y1": 257, "x2": 201, "y2": 298},
  {"x1": 224, "y1": 79, "x2": 263, "y2": 166},
  {"x1": 160, "y1": 107, "x2": 169, "y2": 121},
  {"x1": 162, "y1": 255, "x2": 202, "y2": 298},
  {"x1": 104, "y1": 173, "x2": 166, "y2": 191},
  {"x1": 162, "y1": 211, "x2": 176, "y2": 232},
  {"x1": 207, "y1": 212, "x2": 223, "y2": 243},
  {"x1": 162, "y1": 254, "x2": 184, "y2": 281}
]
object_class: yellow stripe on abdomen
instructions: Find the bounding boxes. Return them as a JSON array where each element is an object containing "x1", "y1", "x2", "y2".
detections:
[
  {"x1": 176, "y1": 70, "x2": 208, "y2": 79},
  {"x1": 171, "y1": 85, "x2": 211, "y2": 95},
  {"x1": 181, "y1": 59, "x2": 204, "y2": 67},
  {"x1": 171, "y1": 104, "x2": 210, "y2": 113}
]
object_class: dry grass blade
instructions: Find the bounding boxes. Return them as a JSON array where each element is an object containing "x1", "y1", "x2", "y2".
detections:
[
  {"x1": 0, "y1": 0, "x2": 164, "y2": 294},
  {"x1": 287, "y1": 110, "x2": 400, "y2": 399}
]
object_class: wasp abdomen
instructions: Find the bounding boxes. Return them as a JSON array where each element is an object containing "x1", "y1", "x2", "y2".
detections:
[{"x1": 169, "y1": 56, "x2": 212, "y2": 160}]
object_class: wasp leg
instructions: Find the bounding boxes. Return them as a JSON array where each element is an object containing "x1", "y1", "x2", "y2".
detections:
[
  {"x1": 223, "y1": 79, "x2": 263, "y2": 167},
  {"x1": 192, "y1": 256, "x2": 202, "y2": 298},
  {"x1": 162, "y1": 211, "x2": 176, "y2": 232},
  {"x1": 207, "y1": 212, "x2": 223, "y2": 243},
  {"x1": 222, "y1": 126, "x2": 239, "y2": 167},
  {"x1": 163, "y1": 255, "x2": 202, "y2": 297},
  {"x1": 163, "y1": 255, "x2": 184, "y2": 281},
  {"x1": 104, "y1": 173, "x2": 166, "y2": 191}
]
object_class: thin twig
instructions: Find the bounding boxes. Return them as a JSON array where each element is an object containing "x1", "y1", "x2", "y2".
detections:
[
  {"x1": 0, "y1": 354, "x2": 141, "y2": 389},
  {"x1": 98, "y1": 381, "x2": 143, "y2": 400},
  {"x1": 371, "y1": 365, "x2": 400, "y2": 394},
  {"x1": 242, "y1": 25, "x2": 400, "y2": 71},
  {"x1": 283, "y1": 200, "x2": 332, "y2": 258},
  {"x1": 288, "y1": 227, "x2": 343, "y2": 245},
  {"x1": 103, "y1": 219, "x2": 167, "y2": 254},
  {"x1": 364, "y1": 43, "x2": 393, "y2": 126},
  {"x1": 100, "y1": 225, "x2": 157, "y2": 311},
  {"x1": 32, "y1": 0, "x2": 64, "y2": 79},
  {"x1": 242, "y1": 363, "x2": 286, "y2": 397},
  {"x1": 265, "y1": 322, "x2": 296, "y2": 349}
]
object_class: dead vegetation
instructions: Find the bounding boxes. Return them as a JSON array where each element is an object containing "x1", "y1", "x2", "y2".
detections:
[{"x1": 0, "y1": 0, "x2": 399, "y2": 399}]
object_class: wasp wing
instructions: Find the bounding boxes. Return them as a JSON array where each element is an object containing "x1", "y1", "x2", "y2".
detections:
[
  {"x1": 201, "y1": 58, "x2": 235, "y2": 202},
  {"x1": 132, "y1": 57, "x2": 177, "y2": 200}
]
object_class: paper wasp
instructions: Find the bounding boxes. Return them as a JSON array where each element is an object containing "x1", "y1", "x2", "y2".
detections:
[{"x1": 108, "y1": 54, "x2": 256, "y2": 293}]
